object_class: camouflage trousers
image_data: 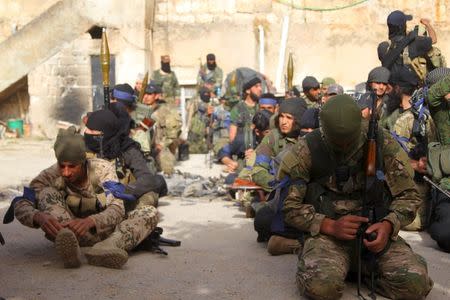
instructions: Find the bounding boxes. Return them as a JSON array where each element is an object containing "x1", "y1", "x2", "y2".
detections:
[
  {"x1": 38, "y1": 187, "x2": 158, "y2": 252},
  {"x1": 404, "y1": 182, "x2": 430, "y2": 231},
  {"x1": 297, "y1": 234, "x2": 433, "y2": 300},
  {"x1": 157, "y1": 147, "x2": 176, "y2": 175}
]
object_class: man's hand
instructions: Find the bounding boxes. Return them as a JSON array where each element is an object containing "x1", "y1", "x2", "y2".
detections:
[
  {"x1": 322, "y1": 215, "x2": 368, "y2": 240},
  {"x1": 420, "y1": 18, "x2": 431, "y2": 26},
  {"x1": 410, "y1": 157, "x2": 428, "y2": 174},
  {"x1": 364, "y1": 220, "x2": 393, "y2": 253},
  {"x1": 34, "y1": 212, "x2": 63, "y2": 240},
  {"x1": 244, "y1": 149, "x2": 254, "y2": 160},
  {"x1": 62, "y1": 217, "x2": 96, "y2": 238},
  {"x1": 445, "y1": 93, "x2": 450, "y2": 100},
  {"x1": 225, "y1": 161, "x2": 239, "y2": 173}
]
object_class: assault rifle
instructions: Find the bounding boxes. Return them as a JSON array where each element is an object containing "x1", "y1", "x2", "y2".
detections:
[
  {"x1": 358, "y1": 91, "x2": 384, "y2": 300},
  {"x1": 134, "y1": 227, "x2": 181, "y2": 255}
]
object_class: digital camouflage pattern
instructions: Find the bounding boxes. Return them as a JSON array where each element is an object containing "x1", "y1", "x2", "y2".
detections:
[
  {"x1": 278, "y1": 124, "x2": 433, "y2": 299},
  {"x1": 151, "y1": 69, "x2": 180, "y2": 105}
]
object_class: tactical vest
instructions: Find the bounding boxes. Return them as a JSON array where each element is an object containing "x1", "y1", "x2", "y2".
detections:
[
  {"x1": 386, "y1": 39, "x2": 446, "y2": 83},
  {"x1": 303, "y1": 129, "x2": 389, "y2": 219}
]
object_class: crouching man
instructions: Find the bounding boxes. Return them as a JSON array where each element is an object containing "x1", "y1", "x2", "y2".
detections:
[{"x1": 8, "y1": 127, "x2": 158, "y2": 269}]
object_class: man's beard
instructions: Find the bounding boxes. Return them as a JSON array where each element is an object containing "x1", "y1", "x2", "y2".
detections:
[
  {"x1": 386, "y1": 90, "x2": 402, "y2": 115},
  {"x1": 207, "y1": 62, "x2": 216, "y2": 71},
  {"x1": 250, "y1": 92, "x2": 259, "y2": 102},
  {"x1": 161, "y1": 62, "x2": 171, "y2": 73}
]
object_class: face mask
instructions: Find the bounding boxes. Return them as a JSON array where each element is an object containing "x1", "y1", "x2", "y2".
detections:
[
  {"x1": 200, "y1": 92, "x2": 211, "y2": 103},
  {"x1": 84, "y1": 133, "x2": 104, "y2": 155},
  {"x1": 161, "y1": 62, "x2": 171, "y2": 73},
  {"x1": 207, "y1": 62, "x2": 216, "y2": 71}
]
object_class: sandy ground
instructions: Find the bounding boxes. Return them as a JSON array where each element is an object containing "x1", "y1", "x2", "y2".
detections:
[{"x1": 0, "y1": 139, "x2": 449, "y2": 300}]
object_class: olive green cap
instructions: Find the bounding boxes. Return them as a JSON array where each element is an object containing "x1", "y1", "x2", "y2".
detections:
[
  {"x1": 320, "y1": 95, "x2": 362, "y2": 149},
  {"x1": 321, "y1": 77, "x2": 336, "y2": 87},
  {"x1": 54, "y1": 126, "x2": 86, "y2": 164}
]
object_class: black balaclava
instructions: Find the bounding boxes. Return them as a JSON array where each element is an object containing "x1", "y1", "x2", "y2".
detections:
[
  {"x1": 161, "y1": 61, "x2": 171, "y2": 73},
  {"x1": 85, "y1": 109, "x2": 137, "y2": 159},
  {"x1": 199, "y1": 87, "x2": 211, "y2": 103}
]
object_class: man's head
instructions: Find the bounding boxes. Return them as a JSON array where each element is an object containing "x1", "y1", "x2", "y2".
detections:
[
  {"x1": 302, "y1": 76, "x2": 321, "y2": 102},
  {"x1": 54, "y1": 127, "x2": 87, "y2": 184},
  {"x1": 252, "y1": 109, "x2": 272, "y2": 142},
  {"x1": 387, "y1": 66, "x2": 419, "y2": 111},
  {"x1": 300, "y1": 108, "x2": 319, "y2": 135},
  {"x1": 276, "y1": 98, "x2": 307, "y2": 136},
  {"x1": 199, "y1": 87, "x2": 211, "y2": 103},
  {"x1": 143, "y1": 81, "x2": 162, "y2": 106},
  {"x1": 320, "y1": 95, "x2": 362, "y2": 153},
  {"x1": 206, "y1": 53, "x2": 216, "y2": 71},
  {"x1": 387, "y1": 10, "x2": 411, "y2": 38},
  {"x1": 111, "y1": 83, "x2": 136, "y2": 113},
  {"x1": 84, "y1": 109, "x2": 120, "y2": 155},
  {"x1": 135, "y1": 73, "x2": 144, "y2": 93},
  {"x1": 258, "y1": 93, "x2": 278, "y2": 113},
  {"x1": 425, "y1": 67, "x2": 450, "y2": 88},
  {"x1": 243, "y1": 76, "x2": 262, "y2": 102},
  {"x1": 367, "y1": 67, "x2": 390, "y2": 98},
  {"x1": 161, "y1": 55, "x2": 171, "y2": 73},
  {"x1": 321, "y1": 77, "x2": 336, "y2": 95},
  {"x1": 322, "y1": 84, "x2": 344, "y2": 104}
]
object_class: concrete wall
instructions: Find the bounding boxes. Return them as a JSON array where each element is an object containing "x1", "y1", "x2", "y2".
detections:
[
  {"x1": 1, "y1": 0, "x2": 449, "y2": 137},
  {"x1": 153, "y1": 0, "x2": 450, "y2": 90}
]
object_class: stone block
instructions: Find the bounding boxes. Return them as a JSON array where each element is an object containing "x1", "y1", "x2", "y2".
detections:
[{"x1": 174, "y1": 0, "x2": 192, "y2": 14}]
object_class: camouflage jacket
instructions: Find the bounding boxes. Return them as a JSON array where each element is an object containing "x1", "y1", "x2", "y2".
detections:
[
  {"x1": 230, "y1": 101, "x2": 258, "y2": 129},
  {"x1": 151, "y1": 69, "x2": 180, "y2": 99},
  {"x1": 151, "y1": 102, "x2": 182, "y2": 148},
  {"x1": 197, "y1": 64, "x2": 223, "y2": 91},
  {"x1": 391, "y1": 107, "x2": 437, "y2": 155},
  {"x1": 14, "y1": 158, "x2": 125, "y2": 236},
  {"x1": 244, "y1": 129, "x2": 297, "y2": 192},
  {"x1": 278, "y1": 125, "x2": 420, "y2": 240},
  {"x1": 427, "y1": 74, "x2": 450, "y2": 146}
]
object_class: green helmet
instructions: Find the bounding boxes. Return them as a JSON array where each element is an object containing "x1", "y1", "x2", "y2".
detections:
[
  {"x1": 54, "y1": 127, "x2": 86, "y2": 163},
  {"x1": 321, "y1": 77, "x2": 336, "y2": 87},
  {"x1": 320, "y1": 95, "x2": 362, "y2": 151}
]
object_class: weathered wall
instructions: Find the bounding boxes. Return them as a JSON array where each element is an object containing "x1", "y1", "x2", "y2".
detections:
[
  {"x1": 1, "y1": 0, "x2": 449, "y2": 137},
  {"x1": 153, "y1": 0, "x2": 450, "y2": 89}
]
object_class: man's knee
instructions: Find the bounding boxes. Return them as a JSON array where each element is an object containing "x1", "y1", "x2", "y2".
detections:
[
  {"x1": 381, "y1": 269, "x2": 433, "y2": 299},
  {"x1": 296, "y1": 271, "x2": 345, "y2": 300}
]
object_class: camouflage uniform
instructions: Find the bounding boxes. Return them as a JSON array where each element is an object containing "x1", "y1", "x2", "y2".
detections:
[
  {"x1": 152, "y1": 101, "x2": 182, "y2": 175},
  {"x1": 242, "y1": 129, "x2": 297, "y2": 192},
  {"x1": 425, "y1": 73, "x2": 450, "y2": 251},
  {"x1": 197, "y1": 63, "x2": 223, "y2": 92},
  {"x1": 186, "y1": 97, "x2": 210, "y2": 154},
  {"x1": 230, "y1": 100, "x2": 258, "y2": 142},
  {"x1": 151, "y1": 69, "x2": 180, "y2": 106},
  {"x1": 278, "y1": 124, "x2": 433, "y2": 299},
  {"x1": 211, "y1": 104, "x2": 231, "y2": 154},
  {"x1": 14, "y1": 158, "x2": 158, "y2": 251}
]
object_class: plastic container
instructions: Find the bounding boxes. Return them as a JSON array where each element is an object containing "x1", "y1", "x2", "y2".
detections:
[{"x1": 7, "y1": 119, "x2": 24, "y2": 136}]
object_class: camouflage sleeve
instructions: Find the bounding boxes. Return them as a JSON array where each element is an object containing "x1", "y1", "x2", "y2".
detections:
[
  {"x1": 427, "y1": 74, "x2": 450, "y2": 108},
  {"x1": 87, "y1": 158, "x2": 125, "y2": 236},
  {"x1": 215, "y1": 67, "x2": 223, "y2": 89},
  {"x1": 251, "y1": 133, "x2": 276, "y2": 191},
  {"x1": 279, "y1": 140, "x2": 325, "y2": 236},
  {"x1": 382, "y1": 132, "x2": 421, "y2": 240},
  {"x1": 392, "y1": 112, "x2": 415, "y2": 152},
  {"x1": 229, "y1": 105, "x2": 240, "y2": 125},
  {"x1": 14, "y1": 200, "x2": 39, "y2": 228},
  {"x1": 172, "y1": 72, "x2": 180, "y2": 97},
  {"x1": 14, "y1": 164, "x2": 63, "y2": 227}
]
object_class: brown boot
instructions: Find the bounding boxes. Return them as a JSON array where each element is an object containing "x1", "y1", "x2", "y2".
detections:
[
  {"x1": 55, "y1": 228, "x2": 82, "y2": 268},
  {"x1": 85, "y1": 232, "x2": 128, "y2": 269},
  {"x1": 267, "y1": 235, "x2": 302, "y2": 256}
]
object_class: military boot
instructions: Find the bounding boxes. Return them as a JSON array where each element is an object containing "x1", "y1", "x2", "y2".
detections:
[
  {"x1": 267, "y1": 235, "x2": 302, "y2": 256},
  {"x1": 84, "y1": 232, "x2": 128, "y2": 269},
  {"x1": 55, "y1": 228, "x2": 82, "y2": 268}
]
